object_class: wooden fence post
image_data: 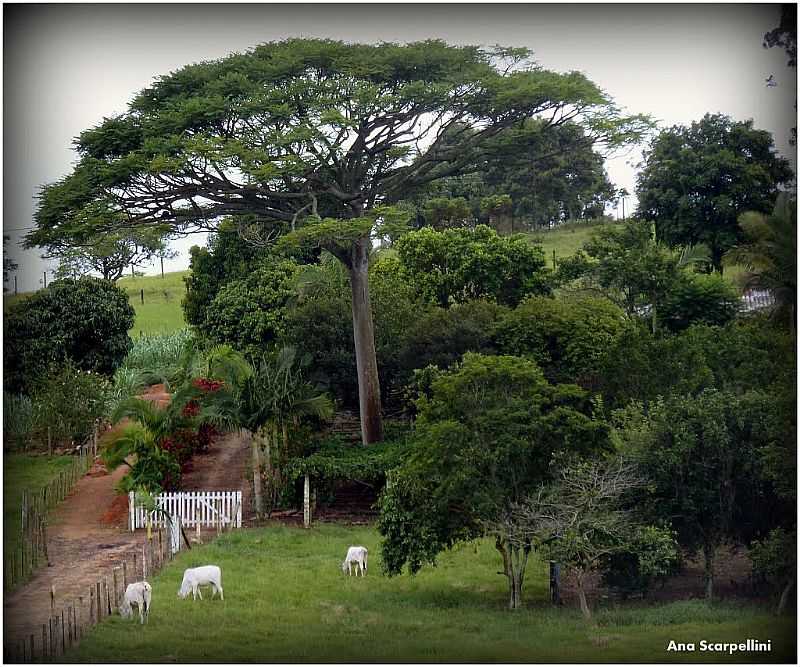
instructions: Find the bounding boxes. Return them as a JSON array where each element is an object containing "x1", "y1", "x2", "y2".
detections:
[
  {"x1": 29, "y1": 634, "x2": 34, "y2": 663},
  {"x1": 41, "y1": 624, "x2": 47, "y2": 660},
  {"x1": 122, "y1": 561, "x2": 128, "y2": 589},
  {"x1": 61, "y1": 609, "x2": 66, "y2": 655},
  {"x1": 50, "y1": 585, "x2": 55, "y2": 615},
  {"x1": 113, "y1": 567, "x2": 119, "y2": 609},
  {"x1": 96, "y1": 581, "x2": 102, "y2": 623},
  {"x1": 303, "y1": 474, "x2": 311, "y2": 528}
]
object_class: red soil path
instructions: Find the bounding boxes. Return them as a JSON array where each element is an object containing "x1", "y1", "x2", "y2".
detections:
[{"x1": 2, "y1": 389, "x2": 251, "y2": 656}]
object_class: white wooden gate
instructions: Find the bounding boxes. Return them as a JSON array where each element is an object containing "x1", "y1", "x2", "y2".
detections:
[{"x1": 128, "y1": 490, "x2": 242, "y2": 531}]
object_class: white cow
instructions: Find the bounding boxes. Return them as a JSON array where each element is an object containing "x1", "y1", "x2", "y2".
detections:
[
  {"x1": 119, "y1": 581, "x2": 152, "y2": 624},
  {"x1": 341, "y1": 546, "x2": 368, "y2": 576},
  {"x1": 177, "y1": 565, "x2": 224, "y2": 601}
]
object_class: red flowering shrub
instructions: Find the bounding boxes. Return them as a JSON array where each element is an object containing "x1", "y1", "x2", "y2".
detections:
[
  {"x1": 161, "y1": 428, "x2": 197, "y2": 465},
  {"x1": 182, "y1": 400, "x2": 200, "y2": 418},
  {"x1": 193, "y1": 378, "x2": 225, "y2": 393}
]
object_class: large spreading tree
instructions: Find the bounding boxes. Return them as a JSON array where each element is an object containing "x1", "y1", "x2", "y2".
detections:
[
  {"x1": 33, "y1": 38, "x2": 649, "y2": 443},
  {"x1": 635, "y1": 113, "x2": 793, "y2": 271}
]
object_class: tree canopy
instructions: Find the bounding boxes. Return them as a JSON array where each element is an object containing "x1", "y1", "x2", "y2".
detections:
[
  {"x1": 33, "y1": 38, "x2": 650, "y2": 444},
  {"x1": 635, "y1": 113, "x2": 793, "y2": 270}
]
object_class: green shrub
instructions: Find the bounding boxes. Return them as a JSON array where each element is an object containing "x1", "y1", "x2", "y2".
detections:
[
  {"x1": 4, "y1": 277, "x2": 134, "y2": 394},
  {"x1": 494, "y1": 294, "x2": 625, "y2": 387},
  {"x1": 601, "y1": 524, "x2": 682, "y2": 598},
  {"x1": 33, "y1": 363, "x2": 111, "y2": 448},
  {"x1": 3, "y1": 393, "x2": 35, "y2": 451},
  {"x1": 660, "y1": 272, "x2": 739, "y2": 332}
]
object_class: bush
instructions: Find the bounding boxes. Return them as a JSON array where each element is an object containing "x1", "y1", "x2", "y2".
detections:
[
  {"x1": 4, "y1": 277, "x2": 134, "y2": 394},
  {"x1": 32, "y1": 363, "x2": 111, "y2": 448},
  {"x1": 601, "y1": 525, "x2": 682, "y2": 598},
  {"x1": 660, "y1": 272, "x2": 739, "y2": 332},
  {"x1": 201, "y1": 259, "x2": 300, "y2": 359},
  {"x1": 494, "y1": 295, "x2": 625, "y2": 388},
  {"x1": 396, "y1": 225, "x2": 550, "y2": 308},
  {"x1": 397, "y1": 300, "x2": 506, "y2": 385},
  {"x1": 3, "y1": 393, "x2": 35, "y2": 451}
]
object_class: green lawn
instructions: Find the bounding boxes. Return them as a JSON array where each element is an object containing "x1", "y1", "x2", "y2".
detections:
[
  {"x1": 117, "y1": 271, "x2": 188, "y2": 336},
  {"x1": 66, "y1": 525, "x2": 795, "y2": 663},
  {"x1": 525, "y1": 220, "x2": 622, "y2": 267},
  {"x1": 3, "y1": 454, "x2": 74, "y2": 545}
]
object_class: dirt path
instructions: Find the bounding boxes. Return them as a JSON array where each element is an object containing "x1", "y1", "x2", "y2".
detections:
[{"x1": 2, "y1": 428, "x2": 251, "y2": 653}]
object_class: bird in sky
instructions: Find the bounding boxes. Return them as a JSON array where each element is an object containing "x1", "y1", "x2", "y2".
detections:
[{"x1": 766, "y1": 75, "x2": 778, "y2": 87}]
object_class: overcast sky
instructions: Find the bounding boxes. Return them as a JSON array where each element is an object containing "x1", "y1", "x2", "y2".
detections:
[{"x1": 4, "y1": 3, "x2": 796, "y2": 292}]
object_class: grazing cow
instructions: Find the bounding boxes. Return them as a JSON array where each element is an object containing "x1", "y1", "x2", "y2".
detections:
[
  {"x1": 119, "y1": 581, "x2": 152, "y2": 624},
  {"x1": 177, "y1": 565, "x2": 224, "y2": 601},
  {"x1": 341, "y1": 546, "x2": 368, "y2": 576}
]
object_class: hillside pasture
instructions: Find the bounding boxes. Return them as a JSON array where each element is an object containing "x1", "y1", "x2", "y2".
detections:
[
  {"x1": 65, "y1": 525, "x2": 795, "y2": 663},
  {"x1": 116, "y1": 271, "x2": 188, "y2": 336}
]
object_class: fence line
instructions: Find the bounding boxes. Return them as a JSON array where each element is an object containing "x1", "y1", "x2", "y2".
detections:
[
  {"x1": 740, "y1": 289, "x2": 775, "y2": 313},
  {"x1": 2, "y1": 523, "x2": 182, "y2": 663},
  {"x1": 128, "y1": 490, "x2": 242, "y2": 531},
  {"x1": 5, "y1": 444, "x2": 93, "y2": 593}
]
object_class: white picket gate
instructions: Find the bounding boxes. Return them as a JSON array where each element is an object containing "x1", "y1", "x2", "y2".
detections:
[{"x1": 128, "y1": 490, "x2": 242, "y2": 532}]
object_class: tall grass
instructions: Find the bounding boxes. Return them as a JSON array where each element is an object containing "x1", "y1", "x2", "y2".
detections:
[
  {"x1": 119, "y1": 329, "x2": 194, "y2": 380},
  {"x1": 3, "y1": 393, "x2": 35, "y2": 451}
]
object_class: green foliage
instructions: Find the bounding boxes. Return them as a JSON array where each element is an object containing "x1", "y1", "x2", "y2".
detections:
[
  {"x1": 749, "y1": 528, "x2": 796, "y2": 591},
  {"x1": 183, "y1": 220, "x2": 272, "y2": 328},
  {"x1": 724, "y1": 193, "x2": 797, "y2": 328},
  {"x1": 397, "y1": 300, "x2": 506, "y2": 386},
  {"x1": 396, "y1": 225, "x2": 550, "y2": 308},
  {"x1": 601, "y1": 524, "x2": 682, "y2": 598},
  {"x1": 378, "y1": 353, "x2": 611, "y2": 577},
  {"x1": 659, "y1": 272, "x2": 739, "y2": 332},
  {"x1": 615, "y1": 389, "x2": 777, "y2": 577},
  {"x1": 282, "y1": 256, "x2": 420, "y2": 408},
  {"x1": 4, "y1": 277, "x2": 135, "y2": 394},
  {"x1": 201, "y1": 258, "x2": 300, "y2": 359},
  {"x1": 636, "y1": 113, "x2": 793, "y2": 269},
  {"x1": 597, "y1": 317, "x2": 795, "y2": 410},
  {"x1": 422, "y1": 197, "x2": 473, "y2": 229},
  {"x1": 32, "y1": 363, "x2": 111, "y2": 448},
  {"x1": 494, "y1": 294, "x2": 625, "y2": 387},
  {"x1": 3, "y1": 393, "x2": 35, "y2": 451}
]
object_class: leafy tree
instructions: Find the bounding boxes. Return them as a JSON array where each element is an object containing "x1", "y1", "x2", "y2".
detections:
[
  {"x1": 659, "y1": 272, "x2": 739, "y2": 332},
  {"x1": 750, "y1": 528, "x2": 796, "y2": 615},
  {"x1": 494, "y1": 294, "x2": 625, "y2": 388},
  {"x1": 724, "y1": 193, "x2": 797, "y2": 332},
  {"x1": 282, "y1": 254, "x2": 420, "y2": 409},
  {"x1": 239, "y1": 346, "x2": 334, "y2": 517},
  {"x1": 378, "y1": 353, "x2": 611, "y2": 609},
  {"x1": 3, "y1": 234, "x2": 18, "y2": 291},
  {"x1": 37, "y1": 226, "x2": 170, "y2": 282},
  {"x1": 397, "y1": 300, "x2": 506, "y2": 385},
  {"x1": 33, "y1": 39, "x2": 649, "y2": 444},
  {"x1": 422, "y1": 197, "x2": 473, "y2": 230},
  {"x1": 481, "y1": 121, "x2": 617, "y2": 227},
  {"x1": 32, "y1": 362, "x2": 111, "y2": 450},
  {"x1": 200, "y1": 258, "x2": 300, "y2": 358},
  {"x1": 635, "y1": 113, "x2": 793, "y2": 270},
  {"x1": 559, "y1": 219, "x2": 681, "y2": 332},
  {"x1": 396, "y1": 225, "x2": 550, "y2": 308},
  {"x1": 4, "y1": 277, "x2": 135, "y2": 394},
  {"x1": 501, "y1": 458, "x2": 648, "y2": 619},
  {"x1": 616, "y1": 389, "x2": 775, "y2": 601}
]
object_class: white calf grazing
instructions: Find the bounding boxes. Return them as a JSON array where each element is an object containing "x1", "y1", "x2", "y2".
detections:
[
  {"x1": 119, "y1": 581, "x2": 152, "y2": 624},
  {"x1": 177, "y1": 565, "x2": 224, "y2": 601},
  {"x1": 341, "y1": 546, "x2": 368, "y2": 576}
]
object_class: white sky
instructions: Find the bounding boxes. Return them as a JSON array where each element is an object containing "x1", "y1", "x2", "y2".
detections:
[{"x1": 3, "y1": 3, "x2": 796, "y2": 292}]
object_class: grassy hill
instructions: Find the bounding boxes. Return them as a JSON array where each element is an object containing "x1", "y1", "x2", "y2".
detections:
[
  {"x1": 117, "y1": 271, "x2": 188, "y2": 336},
  {"x1": 524, "y1": 219, "x2": 622, "y2": 267}
]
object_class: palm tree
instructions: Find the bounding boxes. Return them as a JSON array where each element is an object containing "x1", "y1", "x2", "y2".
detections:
[
  {"x1": 724, "y1": 193, "x2": 797, "y2": 333},
  {"x1": 240, "y1": 346, "x2": 334, "y2": 517}
]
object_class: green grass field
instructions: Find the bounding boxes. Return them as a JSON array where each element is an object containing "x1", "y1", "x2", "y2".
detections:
[
  {"x1": 525, "y1": 220, "x2": 622, "y2": 268},
  {"x1": 65, "y1": 525, "x2": 795, "y2": 663},
  {"x1": 117, "y1": 271, "x2": 188, "y2": 337},
  {"x1": 3, "y1": 454, "x2": 74, "y2": 545}
]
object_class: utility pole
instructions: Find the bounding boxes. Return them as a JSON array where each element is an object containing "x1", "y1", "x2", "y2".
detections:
[
  {"x1": 160, "y1": 255, "x2": 164, "y2": 279},
  {"x1": 43, "y1": 271, "x2": 47, "y2": 288}
]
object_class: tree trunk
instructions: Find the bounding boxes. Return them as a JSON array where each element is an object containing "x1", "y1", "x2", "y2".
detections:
[
  {"x1": 576, "y1": 572, "x2": 592, "y2": 620},
  {"x1": 777, "y1": 577, "x2": 794, "y2": 615},
  {"x1": 495, "y1": 537, "x2": 526, "y2": 610},
  {"x1": 703, "y1": 542, "x2": 715, "y2": 602},
  {"x1": 348, "y1": 236, "x2": 383, "y2": 445},
  {"x1": 251, "y1": 432, "x2": 263, "y2": 518}
]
